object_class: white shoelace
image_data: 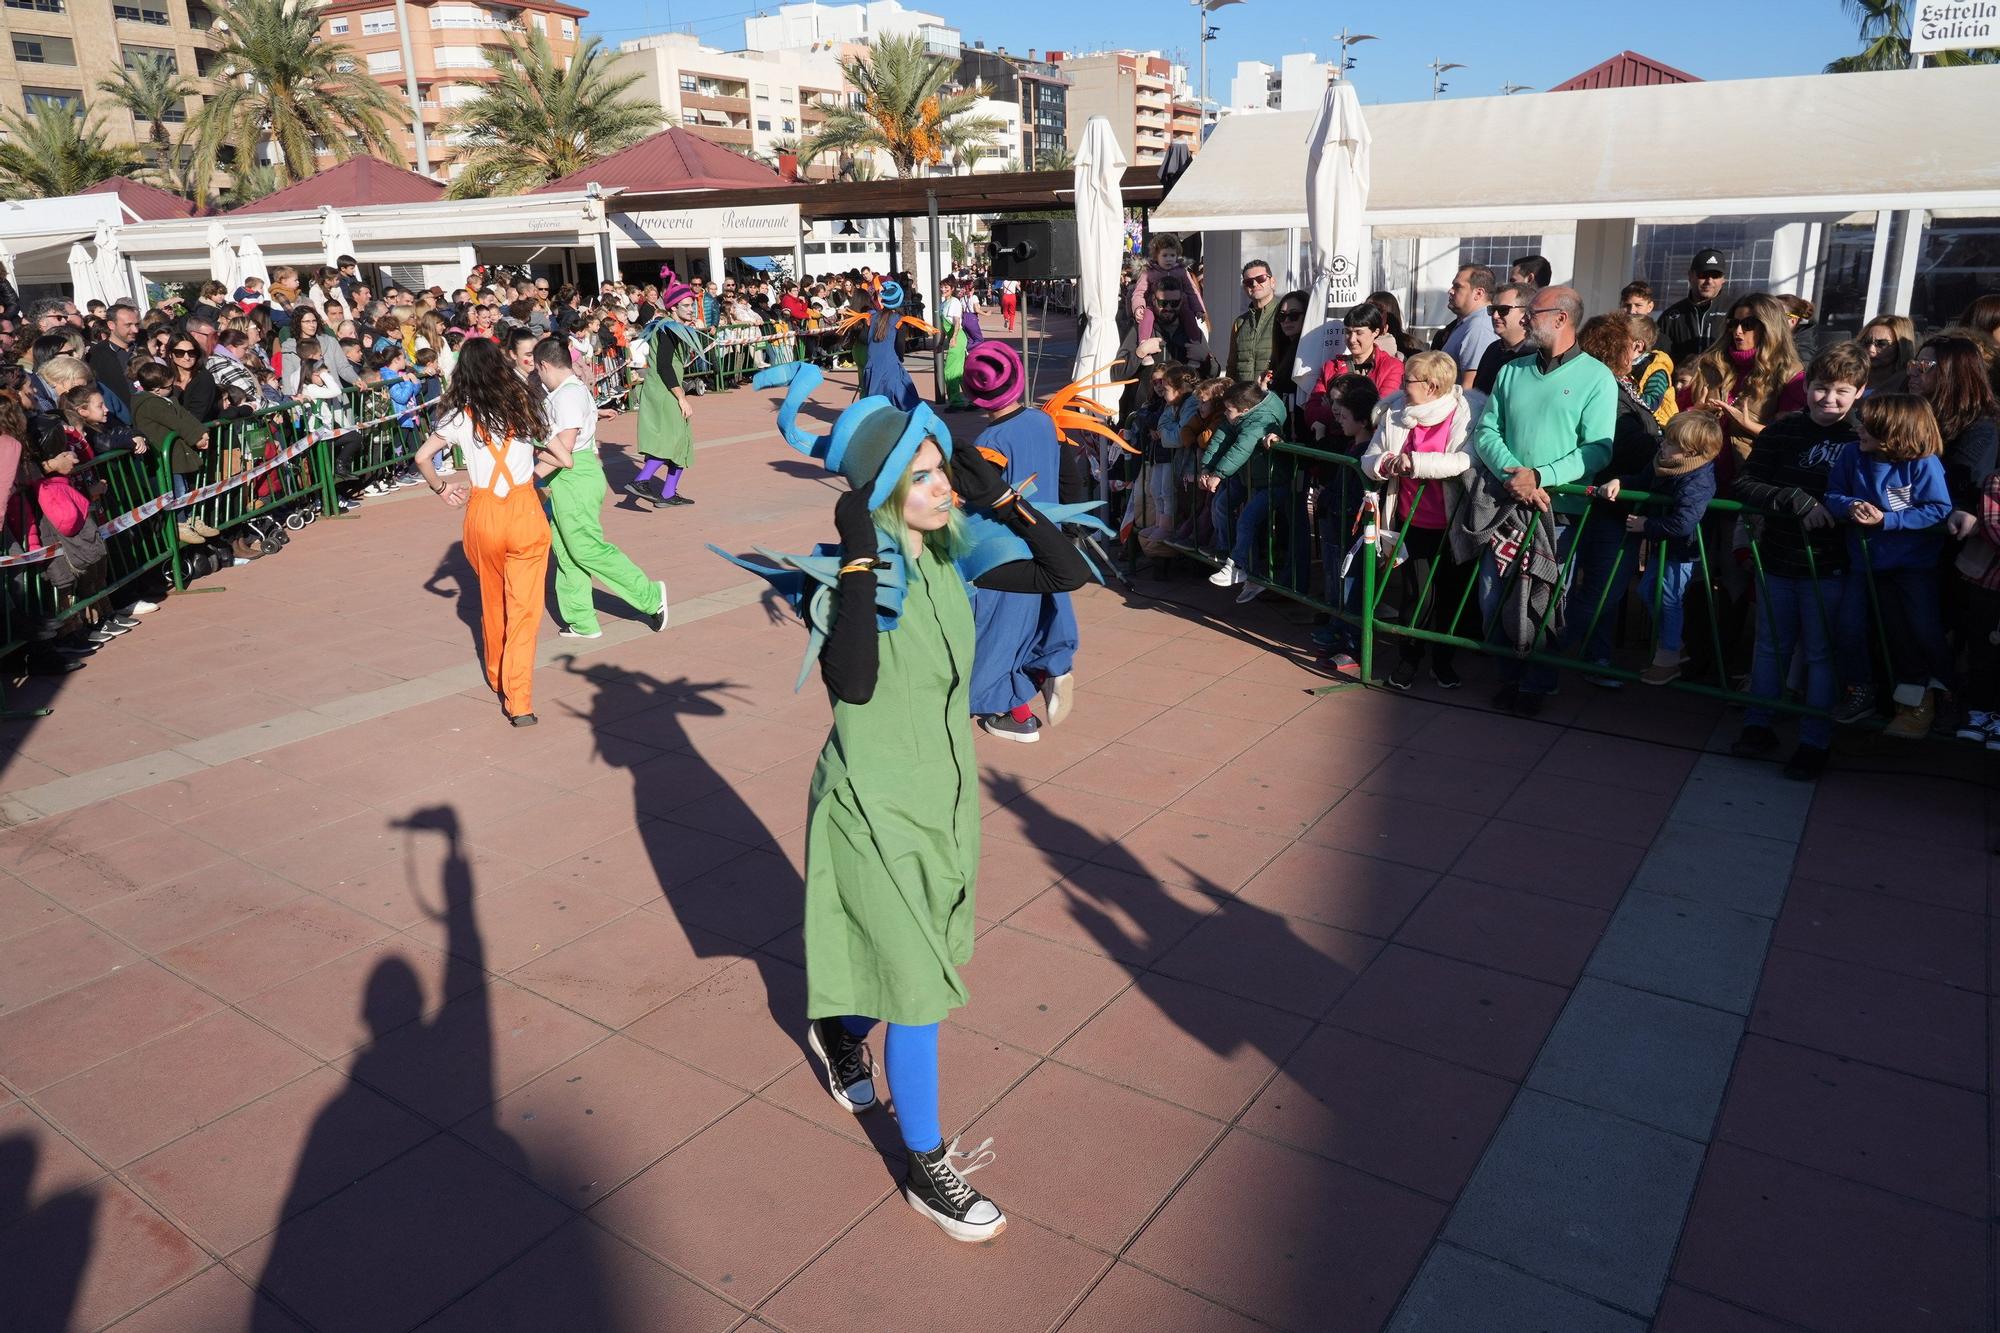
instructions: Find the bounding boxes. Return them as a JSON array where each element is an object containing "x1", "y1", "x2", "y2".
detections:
[{"x1": 932, "y1": 1136, "x2": 998, "y2": 1208}]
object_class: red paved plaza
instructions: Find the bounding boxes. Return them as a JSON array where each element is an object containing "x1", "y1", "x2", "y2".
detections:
[{"x1": 0, "y1": 362, "x2": 1993, "y2": 1331}]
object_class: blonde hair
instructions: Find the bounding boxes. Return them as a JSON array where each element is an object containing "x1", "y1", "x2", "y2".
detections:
[
  {"x1": 1402, "y1": 350, "x2": 1456, "y2": 392},
  {"x1": 1689, "y1": 293, "x2": 1801, "y2": 428},
  {"x1": 870, "y1": 438, "x2": 970, "y2": 561},
  {"x1": 1664, "y1": 409, "x2": 1725, "y2": 462}
]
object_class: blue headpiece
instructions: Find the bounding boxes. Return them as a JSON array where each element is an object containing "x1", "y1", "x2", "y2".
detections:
[
  {"x1": 878, "y1": 279, "x2": 905, "y2": 310},
  {"x1": 755, "y1": 362, "x2": 949, "y2": 510}
]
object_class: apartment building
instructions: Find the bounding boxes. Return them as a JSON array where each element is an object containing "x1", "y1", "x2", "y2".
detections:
[
  {"x1": 1047, "y1": 49, "x2": 1199, "y2": 166},
  {"x1": 609, "y1": 33, "x2": 850, "y2": 180},
  {"x1": 744, "y1": 0, "x2": 960, "y2": 59},
  {"x1": 312, "y1": 0, "x2": 584, "y2": 179},
  {"x1": 1, "y1": 0, "x2": 220, "y2": 147},
  {"x1": 1228, "y1": 52, "x2": 1336, "y2": 114},
  {"x1": 957, "y1": 43, "x2": 1068, "y2": 169}
]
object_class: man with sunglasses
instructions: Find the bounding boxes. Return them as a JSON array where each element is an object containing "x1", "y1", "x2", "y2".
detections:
[
  {"x1": 1659, "y1": 248, "x2": 1729, "y2": 365},
  {"x1": 1472, "y1": 281, "x2": 1540, "y2": 396},
  {"x1": 1225, "y1": 260, "x2": 1282, "y2": 386}
]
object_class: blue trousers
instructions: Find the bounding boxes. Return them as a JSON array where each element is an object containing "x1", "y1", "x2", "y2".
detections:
[
  {"x1": 968, "y1": 585, "x2": 1078, "y2": 716},
  {"x1": 839, "y1": 1017, "x2": 940, "y2": 1152},
  {"x1": 1744, "y1": 571, "x2": 1842, "y2": 748}
]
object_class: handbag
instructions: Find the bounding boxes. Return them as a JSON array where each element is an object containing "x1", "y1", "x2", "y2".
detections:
[{"x1": 37, "y1": 514, "x2": 108, "y2": 591}]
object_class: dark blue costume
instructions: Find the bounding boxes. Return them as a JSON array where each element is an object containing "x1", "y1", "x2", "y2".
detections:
[
  {"x1": 968, "y1": 407, "x2": 1080, "y2": 716},
  {"x1": 859, "y1": 310, "x2": 922, "y2": 412}
]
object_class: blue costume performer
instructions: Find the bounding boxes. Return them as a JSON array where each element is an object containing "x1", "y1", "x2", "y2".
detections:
[{"x1": 851, "y1": 280, "x2": 935, "y2": 412}]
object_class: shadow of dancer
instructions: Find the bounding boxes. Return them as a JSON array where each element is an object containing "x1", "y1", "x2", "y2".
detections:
[
  {"x1": 252, "y1": 806, "x2": 611, "y2": 1332},
  {"x1": 421, "y1": 546, "x2": 487, "y2": 659},
  {"x1": 0, "y1": 1135, "x2": 97, "y2": 1333},
  {"x1": 556, "y1": 659, "x2": 915, "y2": 1170}
]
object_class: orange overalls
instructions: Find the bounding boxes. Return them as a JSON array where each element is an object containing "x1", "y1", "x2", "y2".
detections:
[{"x1": 464, "y1": 423, "x2": 551, "y2": 718}]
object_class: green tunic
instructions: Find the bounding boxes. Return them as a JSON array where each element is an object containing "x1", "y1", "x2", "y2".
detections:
[
  {"x1": 804, "y1": 543, "x2": 981, "y2": 1026},
  {"x1": 636, "y1": 325, "x2": 695, "y2": 466}
]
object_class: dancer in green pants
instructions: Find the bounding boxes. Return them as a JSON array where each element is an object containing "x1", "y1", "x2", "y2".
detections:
[
  {"x1": 939, "y1": 276, "x2": 968, "y2": 409},
  {"x1": 535, "y1": 338, "x2": 669, "y2": 640}
]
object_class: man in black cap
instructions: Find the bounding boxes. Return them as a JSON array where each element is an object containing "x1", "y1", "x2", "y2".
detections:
[{"x1": 1658, "y1": 248, "x2": 1729, "y2": 365}]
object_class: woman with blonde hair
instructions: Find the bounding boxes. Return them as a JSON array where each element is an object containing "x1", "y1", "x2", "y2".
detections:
[{"x1": 1686, "y1": 291, "x2": 1804, "y2": 459}]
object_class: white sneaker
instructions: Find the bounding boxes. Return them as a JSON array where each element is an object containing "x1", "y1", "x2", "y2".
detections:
[
  {"x1": 1957, "y1": 709, "x2": 1992, "y2": 743},
  {"x1": 1040, "y1": 672, "x2": 1074, "y2": 727},
  {"x1": 557, "y1": 626, "x2": 604, "y2": 640},
  {"x1": 1208, "y1": 560, "x2": 1243, "y2": 587},
  {"x1": 123, "y1": 599, "x2": 161, "y2": 616},
  {"x1": 1235, "y1": 581, "x2": 1265, "y2": 604}
]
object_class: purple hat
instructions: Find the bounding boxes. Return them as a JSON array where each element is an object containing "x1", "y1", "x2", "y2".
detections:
[
  {"x1": 659, "y1": 267, "x2": 697, "y2": 312},
  {"x1": 963, "y1": 341, "x2": 1024, "y2": 410}
]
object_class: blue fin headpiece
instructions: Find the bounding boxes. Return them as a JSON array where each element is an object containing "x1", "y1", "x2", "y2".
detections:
[
  {"x1": 753, "y1": 361, "x2": 951, "y2": 510},
  {"x1": 878, "y1": 279, "x2": 905, "y2": 310},
  {"x1": 707, "y1": 541, "x2": 910, "y2": 691}
]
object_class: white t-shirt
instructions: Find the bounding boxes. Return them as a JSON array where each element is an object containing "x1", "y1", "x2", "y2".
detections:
[
  {"x1": 434, "y1": 410, "x2": 536, "y2": 498},
  {"x1": 941, "y1": 295, "x2": 965, "y2": 327},
  {"x1": 545, "y1": 376, "x2": 597, "y2": 453}
]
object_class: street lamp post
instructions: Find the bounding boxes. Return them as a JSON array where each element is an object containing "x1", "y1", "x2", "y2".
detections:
[{"x1": 1428, "y1": 59, "x2": 1465, "y2": 99}]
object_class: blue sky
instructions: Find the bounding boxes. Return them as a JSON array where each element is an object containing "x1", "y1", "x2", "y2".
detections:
[{"x1": 580, "y1": 0, "x2": 1865, "y2": 105}]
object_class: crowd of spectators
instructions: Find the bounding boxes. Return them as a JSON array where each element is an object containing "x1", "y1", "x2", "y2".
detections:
[{"x1": 1094, "y1": 243, "x2": 2000, "y2": 780}]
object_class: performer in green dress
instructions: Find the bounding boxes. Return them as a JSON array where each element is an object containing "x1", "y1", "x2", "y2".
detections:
[
  {"x1": 712, "y1": 365, "x2": 1091, "y2": 1242},
  {"x1": 625, "y1": 270, "x2": 702, "y2": 507},
  {"x1": 938, "y1": 276, "x2": 969, "y2": 409}
]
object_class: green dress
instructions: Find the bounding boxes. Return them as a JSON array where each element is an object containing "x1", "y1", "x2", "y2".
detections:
[
  {"x1": 804, "y1": 543, "x2": 982, "y2": 1026},
  {"x1": 636, "y1": 323, "x2": 695, "y2": 466}
]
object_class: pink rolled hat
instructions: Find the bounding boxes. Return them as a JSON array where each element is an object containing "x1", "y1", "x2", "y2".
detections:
[
  {"x1": 659, "y1": 267, "x2": 697, "y2": 311},
  {"x1": 963, "y1": 340, "x2": 1024, "y2": 410}
]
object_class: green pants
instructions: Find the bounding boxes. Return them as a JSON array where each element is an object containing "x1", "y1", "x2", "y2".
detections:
[
  {"x1": 941, "y1": 325, "x2": 967, "y2": 407},
  {"x1": 547, "y1": 448, "x2": 662, "y2": 635}
]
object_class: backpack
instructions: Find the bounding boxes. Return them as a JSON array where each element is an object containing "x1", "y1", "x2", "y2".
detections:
[{"x1": 37, "y1": 513, "x2": 108, "y2": 590}]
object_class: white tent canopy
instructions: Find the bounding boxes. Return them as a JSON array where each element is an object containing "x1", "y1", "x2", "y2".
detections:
[{"x1": 1155, "y1": 64, "x2": 2000, "y2": 233}]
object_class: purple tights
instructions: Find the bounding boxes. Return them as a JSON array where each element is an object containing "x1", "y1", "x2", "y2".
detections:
[{"x1": 635, "y1": 461, "x2": 683, "y2": 497}]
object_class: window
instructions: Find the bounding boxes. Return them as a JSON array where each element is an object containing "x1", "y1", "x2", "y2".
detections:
[
  {"x1": 327, "y1": 16, "x2": 348, "y2": 33},
  {"x1": 782, "y1": 118, "x2": 796, "y2": 133},
  {"x1": 530, "y1": 12, "x2": 544, "y2": 32},
  {"x1": 112, "y1": 3, "x2": 170, "y2": 22},
  {"x1": 1457, "y1": 235, "x2": 1542, "y2": 274},
  {"x1": 435, "y1": 45, "x2": 483, "y2": 67},
  {"x1": 780, "y1": 87, "x2": 795, "y2": 102},
  {"x1": 679, "y1": 74, "x2": 698, "y2": 93},
  {"x1": 366, "y1": 50, "x2": 402, "y2": 73},
  {"x1": 1633, "y1": 221, "x2": 1774, "y2": 295},
  {"x1": 361, "y1": 9, "x2": 395, "y2": 33},
  {"x1": 438, "y1": 83, "x2": 480, "y2": 106},
  {"x1": 754, "y1": 85, "x2": 770, "y2": 100},
  {"x1": 122, "y1": 44, "x2": 175, "y2": 70},
  {"x1": 560, "y1": 16, "x2": 573, "y2": 38},
  {"x1": 4, "y1": 0, "x2": 65, "y2": 12},
  {"x1": 22, "y1": 87, "x2": 82, "y2": 114},
  {"x1": 430, "y1": 3, "x2": 480, "y2": 24},
  {"x1": 756, "y1": 118, "x2": 771, "y2": 131},
  {"x1": 13, "y1": 36, "x2": 78, "y2": 65}
]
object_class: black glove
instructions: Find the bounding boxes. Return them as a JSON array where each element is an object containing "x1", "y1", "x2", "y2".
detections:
[
  {"x1": 834, "y1": 486, "x2": 878, "y2": 558},
  {"x1": 950, "y1": 438, "x2": 1012, "y2": 512}
]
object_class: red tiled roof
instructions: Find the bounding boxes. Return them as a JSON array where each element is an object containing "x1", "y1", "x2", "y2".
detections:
[
  {"x1": 1550, "y1": 51, "x2": 1702, "y2": 93},
  {"x1": 228, "y1": 154, "x2": 445, "y2": 215},
  {"x1": 78, "y1": 175, "x2": 201, "y2": 221},
  {"x1": 535, "y1": 126, "x2": 787, "y2": 196}
]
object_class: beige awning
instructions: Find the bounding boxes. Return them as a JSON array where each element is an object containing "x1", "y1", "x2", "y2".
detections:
[{"x1": 1156, "y1": 64, "x2": 2000, "y2": 232}]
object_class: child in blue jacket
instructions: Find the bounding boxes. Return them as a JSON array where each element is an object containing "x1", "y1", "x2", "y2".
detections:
[
  {"x1": 1602, "y1": 411, "x2": 1722, "y2": 684},
  {"x1": 1824, "y1": 393, "x2": 1953, "y2": 739}
]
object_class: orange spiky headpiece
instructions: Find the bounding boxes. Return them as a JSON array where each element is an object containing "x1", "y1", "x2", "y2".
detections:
[{"x1": 1042, "y1": 368, "x2": 1138, "y2": 453}]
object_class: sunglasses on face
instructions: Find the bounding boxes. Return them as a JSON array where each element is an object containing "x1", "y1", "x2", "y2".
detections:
[
  {"x1": 1243, "y1": 274, "x2": 1271, "y2": 288},
  {"x1": 1911, "y1": 358, "x2": 1938, "y2": 371},
  {"x1": 1279, "y1": 310, "x2": 1305, "y2": 322},
  {"x1": 1862, "y1": 337, "x2": 1895, "y2": 349},
  {"x1": 1489, "y1": 305, "x2": 1519, "y2": 318},
  {"x1": 1730, "y1": 318, "x2": 1759, "y2": 332},
  {"x1": 171, "y1": 347, "x2": 198, "y2": 358}
]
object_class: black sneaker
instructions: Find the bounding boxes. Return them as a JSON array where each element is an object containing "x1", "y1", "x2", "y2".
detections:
[
  {"x1": 647, "y1": 581, "x2": 669, "y2": 633},
  {"x1": 1385, "y1": 659, "x2": 1418, "y2": 691},
  {"x1": 1431, "y1": 660, "x2": 1462, "y2": 690},
  {"x1": 905, "y1": 1138, "x2": 1005, "y2": 1242},
  {"x1": 1782, "y1": 744, "x2": 1829, "y2": 782},
  {"x1": 979, "y1": 714, "x2": 1041, "y2": 744},
  {"x1": 1729, "y1": 725, "x2": 1780, "y2": 758},
  {"x1": 663, "y1": 494, "x2": 695, "y2": 507},
  {"x1": 622, "y1": 481, "x2": 660, "y2": 503},
  {"x1": 84, "y1": 627, "x2": 122, "y2": 645},
  {"x1": 1831, "y1": 685, "x2": 1877, "y2": 725},
  {"x1": 805, "y1": 1018, "x2": 877, "y2": 1113},
  {"x1": 507, "y1": 712, "x2": 538, "y2": 728}
]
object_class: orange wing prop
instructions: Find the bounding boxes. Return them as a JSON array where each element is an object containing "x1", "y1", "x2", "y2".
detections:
[
  {"x1": 1041, "y1": 369, "x2": 1138, "y2": 453},
  {"x1": 899, "y1": 315, "x2": 939, "y2": 337},
  {"x1": 832, "y1": 308, "x2": 869, "y2": 337}
]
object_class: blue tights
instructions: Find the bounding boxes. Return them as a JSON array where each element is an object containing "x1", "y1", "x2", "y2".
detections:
[{"x1": 839, "y1": 1016, "x2": 940, "y2": 1153}]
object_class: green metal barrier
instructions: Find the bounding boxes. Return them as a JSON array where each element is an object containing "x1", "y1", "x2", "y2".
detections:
[{"x1": 1176, "y1": 440, "x2": 1895, "y2": 720}]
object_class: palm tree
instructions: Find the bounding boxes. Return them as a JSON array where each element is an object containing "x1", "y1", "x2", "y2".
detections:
[
  {"x1": 220, "y1": 161, "x2": 283, "y2": 206},
  {"x1": 189, "y1": 0, "x2": 404, "y2": 196},
  {"x1": 801, "y1": 32, "x2": 1005, "y2": 260},
  {"x1": 0, "y1": 103, "x2": 147, "y2": 200},
  {"x1": 1826, "y1": 0, "x2": 2000, "y2": 71},
  {"x1": 1035, "y1": 144, "x2": 1076, "y2": 171},
  {"x1": 96, "y1": 54, "x2": 200, "y2": 196},
  {"x1": 441, "y1": 30, "x2": 662, "y2": 198}
]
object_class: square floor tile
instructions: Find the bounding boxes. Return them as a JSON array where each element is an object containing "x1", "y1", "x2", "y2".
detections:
[
  {"x1": 419, "y1": 1217, "x2": 742, "y2": 1333},
  {"x1": 235, "y1": 1134, "x2": 571, "y2": 1333},
  {"x1": 1236, "y1": 842, "x2": 1436, "y2": 939},
  {"x1": 1167, "y1": 762, "x2": 1347, "y2": 838},
  {"x1": 590, "y1": 1098, "x2": 888, "y2": 1305},
  {"x1": 0, "y1": 1180, "x2": 208, "y2": 1333},
  {"x1": 1048, "y1": 744, "x2": 1218, "y2": 807},
  {"x1": 1328, "y1": 945, "x2": 1568, "y2": 1081},
  {"x1": 1716, "y1": 1035, "x2": 1986, "y2": 1216},
  {"x1": 1652, "y1": 1284, "x2": 1800, "y2": 1332},
  {"x1": 1302, "y1": 791, "x2": 1487, "y2": 873},
  {"x1": 1395, "y1": 877, "x2": 1609, "y2": 986},
  {"x1": 1242, "y1": 1024, "x2": 1516, "y2": 1202},
  {"x1": 0, "y1": 877, "x2": 63, "y2": 943},
  {"x1": 160, "y1": 897, "x2": 389, "y2": 1003},
  {"x1": 1445, "y1": 1090, "x2": 1703, "y2": 1314},
  {"x1": 1586, "y1": 890, "x2": 1773, "y2": 1017},
  {"x1": 760, "y1": 1192, "x2": 1108, "y2": 1333},
  {"x1": 239, "y1": 936, "x2": 478, "y2": 1062},
  {"x1": 624, "y1": 957, "x2": 810, "y2": 1092},
  {"x1": 1403, "y1": 707, "x2": 1559, "y2": 769},
  {"x1": 954, "y1": 926, "x2": 1136, "y2": 1055},
  {"x1": 540, "y1": 819, "x2": 749, "y2": 905},
  {"x1": 127, "y1": 1066, "x2": 432, "y2": 1254},
  {"x1": 1151, "y1": 902, "x2": 1380, "y2": 1019},
  {"x1": 1389, "y1": 1242, "x2": 1647, "y2": 1333},
  {"x1": 1101, "y1": 811, "x2": 1294, "y2": 894},
  {"x1": 1004, "y1": 863, "x2": 1220, "y2": 966},
  {"x1": 983, "y1": 786, "x2": 1158, "y2": 862},
  {"x1": 510, "y1": 912, "x2": 738, "y2": 1029},
  {"x1": 968, "y1": 837, "x2": 1080, "y2": 925},
  {"x1": 458, "y1": 1035, "x2": 742, "y2": 1204},
  {"x1": 0, "y1": 915, "x2": 140, "y2": 1011},
  {"x1": 1359, "y1": 747, "x2": 1531, "y2": 818},
  {"x1": 1447, "y1": 820, "x2": 1643, "y2": 910},
  {"x1": 1527, "y1": 978, "x2": 1742, "y2": 1142},
  {"x1": 37, "y1": 1010, "x2": 319, "y2": 1167},
  {"x1": 1533, "y1": 731, "x2": 1696, "y2": 797},
  {"x1": 1792, "y1": 826, "x2": 1987, "y2": 913},
  {"x1": 1774, "y1": 879, "x2": 1984, "y2": 991},
  {"x1": 648, "y1": 848, "x2": 803, "y2": 950},
  {"x1": 1497, "y1": 773, "x2": 1673, "y2": 847},
  {"x1": 1060, "y1": 1262, "x2": 1270, "y2": 1333},
  {"x1": 1056, "y1": 973, "x2": 1313, "y2": 1120},
  {"x1": 85, "y1": 859, "x2": 303, "y2": 953},
  {"x1": 0, "y1": 1101, "x2": 103, "y2": 1227},
  {"x1": 1128, "y1": 1128, "x2": 1444, "y2": 1333},
  {"x1": 1750, "y1": 947, "x2": 1987, "y2": 1090},
  {"x1": 965, "y1": 1063, "x2": 1222, "y2": 1249},
  {"x1": 105, "y1": 1263, "x2": 308, "y2": 1333},
  {"x1": 0, "y1": 962, "x2": 221, "y2": 1092},
  {"x1": 1672, "y1": 1144, "x2": 1986, "y2": 1332}
]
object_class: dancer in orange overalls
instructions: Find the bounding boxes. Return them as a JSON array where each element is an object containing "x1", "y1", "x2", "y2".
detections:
[{"x1": 414, "y1": 338, "x2": 566, "y2": 726}]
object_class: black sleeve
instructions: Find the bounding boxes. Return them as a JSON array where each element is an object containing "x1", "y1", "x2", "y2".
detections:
[
  {"x1": 179, "y1": 372, "x2": 217, "y2": 425},
  {"x1": 816, "y1": 570, "x2": 880, "y2": 705},
  {"x1": 973, "y1": 500, "x2": 1092, "y2": 594},
  {"x1": 88, "y1": 345, "x2": 133, "y2": 408},
  {"x1": 654, "y1": 342, "x2": 681, "y2": 391}
]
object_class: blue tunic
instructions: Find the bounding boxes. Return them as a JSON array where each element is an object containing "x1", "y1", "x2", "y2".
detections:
[
  {"x1": 967, "y1": 407, "x2": 1080, "y2": 715},
  {"x1": 858, "y1": 311, "x2": 921, "y2": 411}
]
